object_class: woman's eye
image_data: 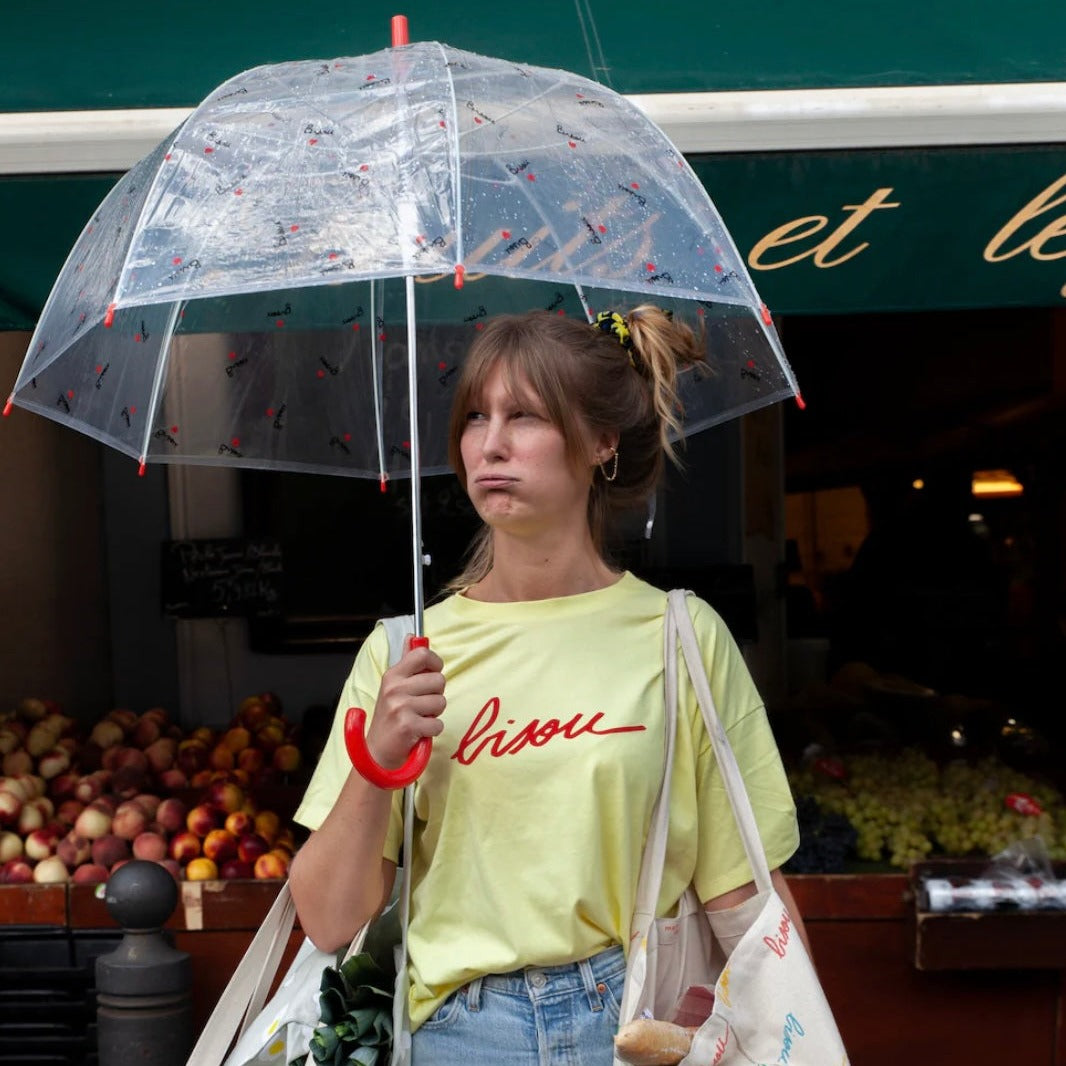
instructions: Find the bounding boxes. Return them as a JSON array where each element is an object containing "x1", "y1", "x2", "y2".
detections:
[{"x1": 465, "y1": 410, "x2": 485, "y2": 422}]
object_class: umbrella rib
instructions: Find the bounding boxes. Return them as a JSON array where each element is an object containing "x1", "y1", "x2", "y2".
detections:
[
  {"x1": 438, "y1": 41, "x2": 465, "y2": 269},
  {"x1": 137, "y1": 300, "x2": 182, "y2": 466}
]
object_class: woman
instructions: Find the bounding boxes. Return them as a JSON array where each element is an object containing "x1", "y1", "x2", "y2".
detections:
[{"x1": 289, "y1": 306, "x2": 807, "y2": 1065}]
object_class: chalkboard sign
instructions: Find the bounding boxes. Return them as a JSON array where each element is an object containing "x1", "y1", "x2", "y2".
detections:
[{"x1": 161, "y1": 539, "x2": 283, "y2": 619}]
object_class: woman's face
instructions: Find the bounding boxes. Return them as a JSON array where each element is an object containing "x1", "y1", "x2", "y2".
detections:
[{"x1": 459, "y1": 363, "x2": 607, "y2": 539}]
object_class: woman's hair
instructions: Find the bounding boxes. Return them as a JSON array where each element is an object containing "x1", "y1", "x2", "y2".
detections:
[{"x1": 446, "y1": 305, "x2": 706, "y2": 588}]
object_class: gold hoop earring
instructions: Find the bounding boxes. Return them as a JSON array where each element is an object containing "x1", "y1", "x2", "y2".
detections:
[{"x1": 599, "y1": 447, "x2": 619, "y2": 483}]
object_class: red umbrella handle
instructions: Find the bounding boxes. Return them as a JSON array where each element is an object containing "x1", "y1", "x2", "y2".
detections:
[{"x1": 344, "y1": 635, "x2": 432, "y2": 789}]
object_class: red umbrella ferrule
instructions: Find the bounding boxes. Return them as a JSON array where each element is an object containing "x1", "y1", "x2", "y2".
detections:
[
  {"x1": 454, "y1": 264, "x2": 465, "y2": 289},
  {"x1": 2, "y1": 397, "x2": 12, "y2": 417},
  {"x1": 391, "y1": 15, "x2": 410, "y2": 46},
  {"x1": 104, "y1": 303, "x2": 117, "y2": 328}
]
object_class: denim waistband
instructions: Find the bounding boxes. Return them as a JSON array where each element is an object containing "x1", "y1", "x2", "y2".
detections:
[{"x1": 466, "y1": 945, "x2": 626, "y2": 1012}]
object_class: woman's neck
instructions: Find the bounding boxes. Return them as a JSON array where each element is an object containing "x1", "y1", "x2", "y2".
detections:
[{"x1": 466, "y1": 532, "x2": 620, "y2": 602}]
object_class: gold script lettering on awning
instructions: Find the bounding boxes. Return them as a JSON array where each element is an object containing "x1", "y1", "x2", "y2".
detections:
[
  {"x1": 983, "y1": 174, "x2": 1066, "y2": 298},
  {"x1": 746, "y1": 188, "x2": 901, "y2": 270}
]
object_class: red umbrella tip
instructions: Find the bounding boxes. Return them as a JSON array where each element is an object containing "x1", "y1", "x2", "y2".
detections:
[
  {"x1": 104, "y1": 302, "x2": 117, "y2": 328},
  {"x1": 137, "y1": 459, "x2": 147, "y2": 477},
  {"x1": 2, "y1": 397, "x2": 12, "y2": 417},
  {"x1": 454, "y1": 264, "x2": 466, "y2": 290},
  {"x1": 391, "y1": 15, "x2": 409, "y2": 46},
  {"x1": 794, "y1": 393, "x2": 807, "y2": 411},
  {"x1": 379, "y1": 475, "x2": 388, "y2": 493}
]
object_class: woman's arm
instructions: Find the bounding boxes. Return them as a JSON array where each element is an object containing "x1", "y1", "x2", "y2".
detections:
[
  {"x1": 289, "y1": 639, "x2": 446, "y2": 951},
  {"x1": 703, "y1": 868, "x2": 812, "y2": 959}
]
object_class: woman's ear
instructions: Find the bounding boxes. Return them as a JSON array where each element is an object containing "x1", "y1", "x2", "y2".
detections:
[{"x1": 592, "y1": 431, "x2": 620, "y2": 466}]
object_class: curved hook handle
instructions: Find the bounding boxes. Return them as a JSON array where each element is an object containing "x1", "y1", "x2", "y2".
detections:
[{"x1": 343, "y1": 635, "x2": 433, "y2": 789}]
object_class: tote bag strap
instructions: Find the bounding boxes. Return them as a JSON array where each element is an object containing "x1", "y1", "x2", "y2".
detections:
[
  {"x1": 666, "y1": 590, "x2": 773, "y2": 894},
  {"x1": 617, "y1": 598, "x2": 681, "y2": 1025}
]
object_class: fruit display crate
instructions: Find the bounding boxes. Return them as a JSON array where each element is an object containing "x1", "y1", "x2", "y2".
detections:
[{"x1": 908, "y1": 859, "x2": 1066, "y2": 970}]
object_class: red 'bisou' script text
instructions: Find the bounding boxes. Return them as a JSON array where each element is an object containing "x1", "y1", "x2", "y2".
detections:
[
  {"x1": 450, "y1": 697, "x2": 646, "y2": 765},
  {"x1": 763, "y1": 910, "x2": 793, "y2": 958}
]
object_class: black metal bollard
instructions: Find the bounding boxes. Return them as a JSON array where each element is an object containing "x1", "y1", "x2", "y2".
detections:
[{"x1": 95, "y1": 860, "x2": 194, "y2": 1066}]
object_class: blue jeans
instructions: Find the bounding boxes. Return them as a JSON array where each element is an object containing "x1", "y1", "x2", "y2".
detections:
[{"x1": 410, "y1": 946, "x2": 627, "y2": 1066}]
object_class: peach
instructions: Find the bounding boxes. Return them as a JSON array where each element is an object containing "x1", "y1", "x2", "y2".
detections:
[
  {"x1": 0, "y1": 776, "x2": 29, "y2": 801},
  {"x1": 186, "y1": 804, "x2": 220, "y2": 838},
  {"x1": 3, "y1": 749, "x2": 33, "y2": 777},
  {"x1": 37, "y1": 747, "x2": 71, "y2": 780},
  {"x1": 169, "y1": 831, "x2": 201, "y2": 864},
  {"x1": 237, "y1": 697, "x2": 270, "y2": 728},
  {"x1": 132, "y1": 831, "x2": 168, "y2": 862},
  {"x1": 224, "y1": 810, "x2": 253, "y2": 837},
  {"x1": 90, "y1": 719, "x2": 124, "y2": 749},
  {"x1": 203, "y1": 828, "x2": 239, "y2": 865},
  {"x1": 73, "y1": 774, "x2": 105, "y2": 804},
  {"x1": 219, "y1": 858, "x2": 254, "y2": 880},
  {"x1": 110, "y1": 766, "x2": 148, "y2": 799},
  {"x1": 33, "y1": 855, "x2": 70, "y2": 883},
  {"x1": 56, "y1": 799, "x2": 84, "y2": 826},
  {"x1": 253, "y1": 851, "x2": 289, "y2": 880},
  {"x1": 57, "y1": 832, "x2": 92, "y2": 869},
  {"x1": 0, "y1": 830, "x2": 23, "y2": 862},
  {"x1": 158, "y1": 768, "x2": 189, "y2": 791},
  {"x1": 0, "y1": 731, "x2": 20, "y2": 755},
  {"x1": 191, "y1": 727, "x2": 215, "y2": 746},
  {"x1": 237, "y1": 833, "x2": 270, "y2": 864},
  {"x1": 144, "y1": 738, "x2": 177, "y2": 774},
  {"x1": 18, "y1": 697, "x2": 49, "y2": 720},
  {"x1": 185, "y1": 857, "x2": 218, "y2": 881},
  {"x1": 91, "y1": 834, "x2": 131, "y2": 870},
  {"x1": 132, "y1": 794, "x2": 161, "y2": 820},
  {"x1": 1, "y1": 858, "x2": 34, "y2": 884},
  {"x1": 132, "y1": 716, "x2": 161, "y2": 749},
  {"x1": 0, "y1": 790, "x2": 23, "y2": 827},
  {"x1": 221, "y1": 727, "x2": 251, "y2": 753},
  {"x1": 189, "y1": 769, "x2": 213, "y2": 789},
  {"x1": 74, "y1": 805, "x2": 112, "y2": 840},
  {"x1": 158, "y1": 858, "x2": 182, "y2": 881},
  {"x1": 206, "y1": 780, "x2": 245, "y2": 815},
  {"x1": 48, "y1": 771, "x2": 80, "y2": 801},
  {"x1": 255, "y1": 724, "x2": 284, "y2": 753},
  {"x1": 26, "y1": 721, "x2": 62, "y2": 758},
  {"x1": 272, "y1": 744, "x2": 301, "y2": 774},
  {"x1": 25, "y1": 827, "x2": 59, "y2": 861},
  {"x1": 208, "y1": 745, "x2": 235, "y2": 772},
  {"x1": 253, "y1": 810, "x2": 280, "y2": 844},
  {"x1": 141, "y1": 706, "x2": 170, "y2": 726},
  {"x1": 156, "y1": 798, "x2": 188, "y2": 834},
  {"x1": 19, "y1": 801, "x2": 47, "y2": 835},
  {"x1": 72, "y1": 863, "x2": 110, "y2": 885},
  {"x1": 106, "y1": 708, "x2": 138, "y2": 734},
  {"x1": 33, "y1": 796, "x2": 55, "y2": 820},
  {"x1": 112, "y1": 802, "x2": 149, "y2": 841},
  {"x1": 236, "y1": 747, "x2": 265, "y2": 775},
  {"x1": 89, "y1": 794, "x2": 117, "y2": 815}
]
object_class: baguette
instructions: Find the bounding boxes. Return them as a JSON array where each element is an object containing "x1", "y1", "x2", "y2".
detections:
[{"x1": 613, "y1": 1018, "x2": 697, "y2": 1066}]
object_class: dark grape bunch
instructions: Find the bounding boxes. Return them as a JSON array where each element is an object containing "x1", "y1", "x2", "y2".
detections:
[{"x1": 784, "y1": 795, "x2": 858, "y2": 874}]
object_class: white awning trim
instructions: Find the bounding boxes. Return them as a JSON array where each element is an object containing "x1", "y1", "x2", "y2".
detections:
[{"x1": 2, "y1": 82, "x2": 1065, "y2": 175}]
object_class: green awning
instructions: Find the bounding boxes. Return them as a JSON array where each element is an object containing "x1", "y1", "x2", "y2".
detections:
[{"x1": 4, "y1": 143, "x2": 1064, "y2": 330}]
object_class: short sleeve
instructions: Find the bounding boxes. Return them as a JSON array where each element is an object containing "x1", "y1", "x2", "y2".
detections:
[
  {"x1": 292, "y1": 623, "x2": 404, "y2": 861},
  {"x1": 683, "y1": 597, "x2": 799, "y2": 902}
]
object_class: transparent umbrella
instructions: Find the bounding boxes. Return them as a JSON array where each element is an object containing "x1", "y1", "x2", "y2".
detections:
[{"x1": 4, "y1": 19, "x2": 801, "y2": 784}]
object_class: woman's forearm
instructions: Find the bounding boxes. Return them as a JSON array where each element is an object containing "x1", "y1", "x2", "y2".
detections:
[{"x1": 288, "y1": 768, "x2": 398, "y2": 951}]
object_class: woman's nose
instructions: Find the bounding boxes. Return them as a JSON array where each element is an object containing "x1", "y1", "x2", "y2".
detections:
[{"x1": 481, "y1": 416, "x2": 509, "y2": 457}]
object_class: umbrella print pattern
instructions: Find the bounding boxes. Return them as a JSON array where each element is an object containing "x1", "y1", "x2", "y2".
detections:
[{"x1": 7, "y1": 41, "x2": 800, "y2": 483}]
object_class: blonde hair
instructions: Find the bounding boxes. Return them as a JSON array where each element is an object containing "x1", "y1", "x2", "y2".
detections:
[{"x1": 447, "y1": 306, "x2": 705, "y2": 589}]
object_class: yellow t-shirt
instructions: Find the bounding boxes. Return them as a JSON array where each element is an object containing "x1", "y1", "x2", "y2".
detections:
[{"x1": 294, "y1": 572, "x2": 798, "y2": 1028}]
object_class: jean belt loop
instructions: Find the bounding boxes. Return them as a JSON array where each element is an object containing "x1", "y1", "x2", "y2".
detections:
[
  {"x1": 579, "y1": 955, "x2": 604, "y2": 1013},
  {"x1": 465, "y1": 975, "x2": 484, "y2": 1012}
]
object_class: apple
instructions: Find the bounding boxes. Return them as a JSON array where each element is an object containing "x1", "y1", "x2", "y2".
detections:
[
  {"x1": 253, "y1": 851, "x2": 289, "y2": 879},
  {"x1": 237, "y1": 833, "x2": 271, "y2": 864},
  {"x1": 1, "y1": 859, "x2": 35, "y2": 884},
  {"x1": 202, "y1": 829, "x2": 238, "y2": 865},
  {"x1": 90, "y1": 719, "x2": 124, "y2": 749},
  {"x1": 112, "y1": 802, "x2": 149, "y2": 841},
  {"x1": 91, "y1": 834, "x2": 131, "y2": 870},
  {"x1": 156, "y1": 797, "x2": 188, "y2": 834},
  {"x1": 132, "y1": 831, "x2": 168, "y2": 862},
  {"x1": 56, "y1": 832, "x2": 92, "y2": 869},
  {"x1": 25, "y1": 827, "x2": 59, "y2": 861},
  {"x1": 0, "y1": 790, "x2": 23, "y2": 827},
  {"x1": 72, "y1": 863, "x2": 109, "y2": 885},
  {"x1": 219, "y1": 858, "x2": 254, "y2": 880},
  {"x1": 186, "y1": 804, "x2": 221, "y2": 837},
  {"x1": 74, "y1": 805, "x2": 112, "y2": 840},
  {"x1": 0, "y1": 831, "x2": 23, "y2": 862},
  {"x1": 169, "y1": 831, "x2": 201, "y2": 864}
]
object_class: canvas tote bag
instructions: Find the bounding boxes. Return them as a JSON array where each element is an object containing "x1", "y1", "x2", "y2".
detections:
[
  {"x1": 187, "y1": 615, "x2": 416, "y2": 1066},
  {"x1": 616, "y1": 591, "x2": 848, "y2": 1066}
]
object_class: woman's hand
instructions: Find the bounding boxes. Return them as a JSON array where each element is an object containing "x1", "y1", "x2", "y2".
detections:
[{"x1": 365, "y1": 637, "x2": 446, "y2": 769}]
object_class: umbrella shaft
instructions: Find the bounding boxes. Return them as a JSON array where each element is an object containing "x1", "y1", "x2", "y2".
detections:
[{"x1": 406, "y1": 275, "x2": 425, "y2": 636}]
